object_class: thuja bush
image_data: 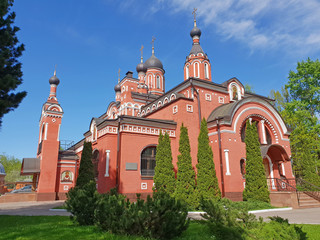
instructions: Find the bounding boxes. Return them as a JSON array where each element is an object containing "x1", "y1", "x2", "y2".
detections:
[
  {"x1": 200, "y1": 198, "x2": 307, "y2": 240},
  {"x1": 95, "y1": 191, "x2": 189, "y2": 239},
  {"x1": 65, "y1": 181, "x2": 99, "y2": 226}
]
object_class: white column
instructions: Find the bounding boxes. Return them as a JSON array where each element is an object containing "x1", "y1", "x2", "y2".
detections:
[
  {"x1": 105, "y1": 150, "x2": 110, "y2": 177},
  {"x1": 260, "y1": 120, "x2": 267, "y2": 144},
  {"x1": 267, "y1": 156, "x2": 276, "y2": 189},
  {"x1": 281, "y1": 163, "x2": 286, "y2": 176},
  {"x1": 44, "y1": 123, "x2": 48, "y2": 140},
  {"x1": 57, "y1": 124, "x2": 61, "y2": 141},
  {"x1": 224, "y1": 149, "x2": 231, "y2": 175}
]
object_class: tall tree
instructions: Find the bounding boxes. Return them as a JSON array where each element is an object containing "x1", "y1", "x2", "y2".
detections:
[
  {"x1": 244, "y1": 83, "x2": 255, "y2": 93},
  {"x1": 0, "y1": 0, "x2": 26, "y2": 127},
  {"x1": 76, "y1": 141, "x2": 95, "y2": 188},
  {"x1": 0, "y1": 154, "x2": 27, "y2": 184},
  {"x1": 242, "y1": 120, "x2": 270, "y2": 203},
  {"x1": 196, "y1": 118, "x2": 220, "y2": 200},
  {"x1": 154, "y1": 131, "x2": 176, "y2": 195},
  {"x1": 269, "y1": 87, "x2": 290, "y2": 113},
  {"x1": 283, "y1": 58, "x2": 320, "y2": 185},
  {"x1": 174, "y1": 124, "x2": 198, "y2": 209}
]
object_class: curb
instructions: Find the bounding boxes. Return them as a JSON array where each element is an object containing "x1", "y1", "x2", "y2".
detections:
[
  {"x1": 49, "y1": 209, "x2": 68, "y2": 212},
  {"x1": 188, "y1": 207, "x2": 293, "y2": 215}
]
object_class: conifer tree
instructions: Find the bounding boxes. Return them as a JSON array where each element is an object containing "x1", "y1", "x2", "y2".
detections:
[
  {"x1": 0, "y1": 0, "x2": 27, "y2": 127},
  {"x1": 154, "y1": 131, "x2": 176, "y2": 195},
  {"x1": 196, "y1": 118, "x2": 221, "y2": 200},
  {"x1": 76, "y1": 141, "x2": 95, "y2": 188},
  {"x1": 242, "y1": 120, "x2": 270, "y2": 202},
  {"x1": 175, "y1": 124, "x2": 198, "y2": 208}
]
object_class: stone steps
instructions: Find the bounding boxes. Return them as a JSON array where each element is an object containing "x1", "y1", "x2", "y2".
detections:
[{"x1": 298, "y1": 192, "x2": 320, "y2": 208}]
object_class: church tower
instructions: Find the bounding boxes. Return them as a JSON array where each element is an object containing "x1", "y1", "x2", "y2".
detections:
[
  {"x1": 36, "y1": 70, "x2": 63, "y2": 200},
  {"x1": 184, "y1": 10, "x2": 212, "y2": 81},
  {"x1": 145, "y1": 37, "x2": 165, "y2": 96}
]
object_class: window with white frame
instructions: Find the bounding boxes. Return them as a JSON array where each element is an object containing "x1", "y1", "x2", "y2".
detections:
[{"x1": 205, "y1": 93, "x2": 211, "y2": 101}]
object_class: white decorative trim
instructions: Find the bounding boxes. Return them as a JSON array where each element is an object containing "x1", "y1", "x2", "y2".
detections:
[
  {"x1": 173, "y1": 105, "x2": 178, "y2": 114},
  {"x1": 141, "y1": 183, "x2": 147, "y2": 190},
  {"x1": 105, "y1": 150, "x2": 110, "y2": 177},
  {"x1": 57, "y1": 124, "x2": 61, "y2": 141},
  {"x1": 186, "y1": 104, "x2": 193, "y2": 112},
  {"x1": 44, "y1": 123, "x2": 48, "y2": 140},
  {"x1": 224, "y1": 149, "x2": 231, "y2": 175},
  {"x1": 281, "y1": 162, "x2": 286, "y2": 176},
  {"x1": 205, "y1": 93, "x2": 211, "y2": 101},
  {"x1": 260, "y1": 120, "x2": 267, "y2": 144},
  {"x1": 218, "y1": 97, "x2": 224, "y2": 103}
]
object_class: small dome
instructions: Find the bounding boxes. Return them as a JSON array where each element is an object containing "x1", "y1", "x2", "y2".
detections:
[
  {"x1": 136, "y1": 62, "x2": 147, "y2": 73},
  {"x1": 0, "y1": 163, "x2": 5, "y2": 175},
  {"x1": 145, "y1": 55, "x2": 163, "y2": 70},
  {"x1": 49, "y1": 75, "x2": 60, "y2": 85},
  {"x1": 114, "y1": 83, "x2": 121, "y2": 92},
  {"x1": 190, "y1": 26, "x2": 201, "y2": 38}
]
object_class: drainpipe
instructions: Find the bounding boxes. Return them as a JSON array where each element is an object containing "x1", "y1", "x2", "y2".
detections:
[
  {"x1": 190, "y1": 79, "x2": 202, "y2": 128},
  {"x1": 116, "y1": 116, "x2": 122, "y2": 192},
  {"x1": 215, "y1": 117, "x2": 225, "y2": 198}
]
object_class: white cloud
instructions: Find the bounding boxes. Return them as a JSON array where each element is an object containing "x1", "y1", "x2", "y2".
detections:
[{"x1": 159, "y1": 0, "x2": 320, "y2": 55}]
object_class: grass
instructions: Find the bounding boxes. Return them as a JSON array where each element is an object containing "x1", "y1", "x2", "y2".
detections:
[{"x1": 0, "y1": 215, "x2": 319, "y2": 240}]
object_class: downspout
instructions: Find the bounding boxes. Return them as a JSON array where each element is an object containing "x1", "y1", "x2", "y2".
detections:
[
  {"x1": 216, "y1": 117, "x2": 225, "y2": 198},
  {"x1": 116, "y1": 116, "x2": 122, "y2": 192},
  {"x1": 190, "y1": 79, "x2": 202, "y2": 128}
]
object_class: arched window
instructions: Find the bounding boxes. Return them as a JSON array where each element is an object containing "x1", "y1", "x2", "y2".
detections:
[
  {"x1": 265, "y1": 127, "x2": 272, "y2": 144},
  {"x1": 156, "y1": 75, "x2": 160, "y2": 89},
  {"x1": 141, "y1": 146, "x2": 156, "y2": 176},
  {"x1": 92, "y1": 150, "x2": 99, "y2": 181},
  {"x1": 240, "y1": 159, "x2": 246, "y2": 178},
  {"x1": 186, "y1": 65, "x2": 189, "y2": 79},
  {"x1": 194, "y1": 62, "x2": 199, "y2": 78},
  {"x1": 232, "y1": 85, "x2": 238, "y2": 100},
  {"x1": 204, "y1": 63, "x2": 209, "y2": 79}
]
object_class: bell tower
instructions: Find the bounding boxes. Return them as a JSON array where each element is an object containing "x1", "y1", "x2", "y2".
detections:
[
  {"x1": 184, "y1": 9, "x2": 212, "y2": 81},
  {"x1": 36, "y1": 69, "x2": 64, "y2": 201}
]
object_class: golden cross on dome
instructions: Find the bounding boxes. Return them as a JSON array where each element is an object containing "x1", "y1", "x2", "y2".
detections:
[
  {"x1": 118, "y1": 68, "x2": 121, "y2": 83},
  {"x1": 140, "y1": 45, "x2": 144, "y2": 62},
  {"x1": 192, "y1": 8, "x2": 197, "y2": 26},
  {"x1": 54, "y1": 64, "x2": 57, "y2": 76},
  {"x1": 151, "y1": 36, "x2": 156, "y2": 54}
]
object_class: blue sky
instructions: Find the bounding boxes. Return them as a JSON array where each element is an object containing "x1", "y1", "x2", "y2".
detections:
[{"x1": 1, "y1": 0, "x2": 320, "y2": 160}]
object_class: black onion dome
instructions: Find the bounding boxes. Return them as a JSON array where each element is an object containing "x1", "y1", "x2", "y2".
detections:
[
  {"x1": 136, "y1": 62, "x2": 147, "y2": 73},
  {"x1": 114, "y1": 83, "x2": 121, "y2": 92},
  {"x1": 49, "y1": 75, "x2": 60, "y2": 85},
  {"x1": 145, "y1": 55, "x2": 163, "y2": 70},
  {"x1": 190, "y1": 26, "x2": 201, "y2": 38}
]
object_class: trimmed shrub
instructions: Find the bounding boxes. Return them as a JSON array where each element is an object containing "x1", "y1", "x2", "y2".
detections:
[
  {"x1": 76, "y1": 141, "x2": 95, "y2": 188},
  {"x1": 154, "y1": 131, "x2": 176, "y2": 195},
  {"x1": 196, "y1": 118, "x2": 221, "y2": 201},
  {"x1": 65, "y1": 181, "x2": 99, "y2": 225},
  {"x1": 175, "y1": 123, "x2": 198, "y2": 209},
  {"x1": 95, "y1": 191, "x2": 189, "y2": 239},
  {"x1": 243, "y1": 120, "x2": 270, "y2": 203}
]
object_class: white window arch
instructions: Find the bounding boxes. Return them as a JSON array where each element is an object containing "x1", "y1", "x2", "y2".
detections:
[
  {"x1": 204, "y1": 63, "x2": 209, "y2": 79},
  {"x1": 185, "y1": 65, "x2": 189, "y2": 79},
  {"x1": 194, "y1": 62, "x2": 200, "y2": 78}
]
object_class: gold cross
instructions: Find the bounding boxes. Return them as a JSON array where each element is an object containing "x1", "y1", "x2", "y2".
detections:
[
  {"x1": 151, "y1": 36, "x2": 156, "y2": 47},
  {"x1": 192, "y1": 8, "x2": 197, "y2": 21},
  {"x1": 140, "y1": 45, "x2": 144, "y2": 58},
  {"x1": 118, "y1": 68, "x2": 121, "y2": 83}
]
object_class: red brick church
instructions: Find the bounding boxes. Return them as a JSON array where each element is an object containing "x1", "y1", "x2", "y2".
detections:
[{"x1": 21, "y1": 17, "x2": 294, "y2": 205}]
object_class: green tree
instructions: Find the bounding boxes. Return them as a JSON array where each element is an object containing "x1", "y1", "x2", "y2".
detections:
[
  {"x1": 0, "y1": 154, "x2": 28, "y2": 184},
  {"x1": 0, "y1": 0, "x2": 26, "y2": 127},
  {"x1": 242, "y1": 120, "x2": 270, "y2": 203},
  {"x1": 196, "y1": 118, "x2": 220, "y2": 201},
  {"x1": 244, "y1": 84, "x2": 255, "y2": 93},
  {"x1": 154, "y1": 131, "x2": 176, "y2": 195},
  {"x1": 283, "y1": 58, "x2": 320, "y2": 185},
  {"x1": 76, "y1": 141, "x2": 95, "y2": 188},
  {"x1": 174, "y1": 123, "x2": 198, "y2": 209},
  {"x1": 269, "y1": 87, "x2": 290, "y2": 113}
]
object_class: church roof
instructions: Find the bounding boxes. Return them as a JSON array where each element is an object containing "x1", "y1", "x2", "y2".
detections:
[{"x1": 189, "y1": 44, "x2": 204, "y2": 55}]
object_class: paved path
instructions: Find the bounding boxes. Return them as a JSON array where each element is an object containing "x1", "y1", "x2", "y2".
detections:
[{"x1": 0, "y1": 201, "x2": 319, "y2": 224}]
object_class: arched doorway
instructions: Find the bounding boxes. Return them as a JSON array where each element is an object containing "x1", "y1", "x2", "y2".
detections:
[{"x1": 261, "y1": 144, "x2": 290, "y2": 190}]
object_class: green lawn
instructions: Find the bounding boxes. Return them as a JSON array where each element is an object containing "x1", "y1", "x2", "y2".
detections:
[{"x1": 0, "y1": 215, "x2": 318, "y2": 240}]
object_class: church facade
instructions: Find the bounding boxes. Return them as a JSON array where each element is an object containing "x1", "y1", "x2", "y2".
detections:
[{"x1": 22, "y1": 19, "x2": 294, "y2": 204}]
